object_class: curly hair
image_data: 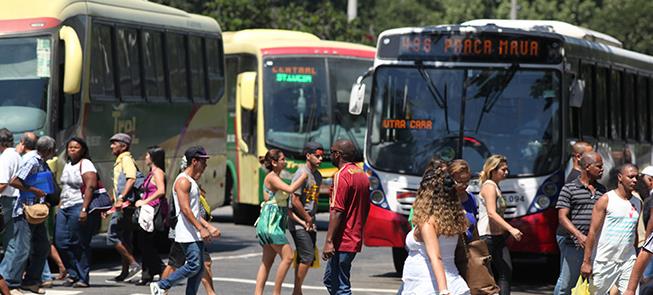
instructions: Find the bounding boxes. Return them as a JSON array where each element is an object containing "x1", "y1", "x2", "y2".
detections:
[{"x1": 412, "y1": 158, "x2": 468, "y2": 236}]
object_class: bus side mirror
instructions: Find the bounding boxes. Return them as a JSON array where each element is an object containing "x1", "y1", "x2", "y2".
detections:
[
  {"x1": 59, "y1": 26, "x2": 82, "y2": 94},
  {"x1": 569, "y1": 79, "x2": 585, "y2": 108},
  {"x1": 237, "y1": 72, "x2": 256, "y2": 110},
  {"x1": 349, "y1": 76, "x2": 366, "y2": 115}
]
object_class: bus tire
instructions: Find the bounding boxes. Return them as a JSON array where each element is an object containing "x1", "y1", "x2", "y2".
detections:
[
  {"x1": 232, "y1": 202, "x2": 259, "y2": 225},
  {"x1": 392, "y1": 247, "x2": 408, "y2": 274},
  {"x1": 224, "y1": 170, "x2": 233, "y2": 206}
]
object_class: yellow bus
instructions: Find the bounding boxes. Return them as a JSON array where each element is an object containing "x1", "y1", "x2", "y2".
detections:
[
  {"x1": 0, "y1": 0, "x2": 227, "y2": 214},
  {"x1": 223, "y1": 29, "x2": 374, "y2": 224}
]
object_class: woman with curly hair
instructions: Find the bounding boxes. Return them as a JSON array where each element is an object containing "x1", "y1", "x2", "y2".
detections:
[{"x1": 401, "y1": 158, "x2": 470, "y2": 295}]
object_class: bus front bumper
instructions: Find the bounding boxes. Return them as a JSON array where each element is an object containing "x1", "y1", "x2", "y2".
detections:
[
  {"x1": 363, "y1": 205, "x2": 410, "y2": 248},
  {"x1": 507, "y1": 208, "x2": 559, "y2": 254}
]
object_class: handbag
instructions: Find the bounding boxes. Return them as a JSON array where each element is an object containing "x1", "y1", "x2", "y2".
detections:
[
  {"x1": 23, "y1": 203, "x2": 49, "y2": 224},
  {"x1": 455, "y1": 228, "x2": 501, "y2": 295},
  {"x1": 80, "y1": 160, "x2": 113, "y2": 213}
]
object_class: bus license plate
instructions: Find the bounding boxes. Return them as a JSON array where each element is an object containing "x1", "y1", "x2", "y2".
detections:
[{"x1": 504, "y1": 193, "x2": 525, "y2": 205}]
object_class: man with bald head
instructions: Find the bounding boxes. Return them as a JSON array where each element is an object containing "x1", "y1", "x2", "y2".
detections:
[
  {"x1": 15, "y1": 132, "x2": 37, "y2": 155},
  {"x1": 566, "y1": 141, "x2": 593, "y2": 183},
  {"x1": 322, "y1": 139, "x2": 369, "y2": 295},
  {"x1": 554, "y1": 151, "x2": 605, "y2": 294},
  {"x1": 581, "y1": 163, "x2": 641, "y2": 294}
]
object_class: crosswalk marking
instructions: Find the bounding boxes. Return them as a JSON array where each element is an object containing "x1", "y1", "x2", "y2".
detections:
[{"x1": 212, "y1": 277, "x2": 397, "y2": 293}]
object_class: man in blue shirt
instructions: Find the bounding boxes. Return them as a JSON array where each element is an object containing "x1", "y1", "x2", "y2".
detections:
[{"x1": 0, "y1": 136, "x2": 55, "y2": 294}]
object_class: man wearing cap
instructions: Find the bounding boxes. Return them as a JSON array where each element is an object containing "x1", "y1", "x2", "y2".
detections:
[
  {"x1": 290, "y1": 142, "x2": 323, "y2": 295},
  {"x1": 107, "y1": 133, "x2": 141, "y2": 282},
  {"x1": 151, "y1": 146, "x2": 213, "y2": 295}
]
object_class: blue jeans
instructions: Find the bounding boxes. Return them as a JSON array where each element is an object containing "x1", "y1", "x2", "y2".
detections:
[
  {"x1": 323, "y1": 251, "x2": 357, "y2": 295},
  {"x1": 0, "y1": 197, "x2": 17, "y2": 251},
  {"x1": 0, "y1": 215, "x2": 50, "y2": 288},
  {"x1": 158, "y1": 241, "x2": 204, "y2": 295},
  {"x1": 554, "y1": 235, "x2": 584, "y2": 295},
  {"x1": 55, "y1": 204, "x2": 100, "y2": 284}
]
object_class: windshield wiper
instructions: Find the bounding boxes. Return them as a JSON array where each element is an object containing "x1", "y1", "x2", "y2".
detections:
[
  {"x1": 416, "y1": 62, "x2": 450, "y2": 133},
  {"x1": 473, "y1": 64, "x2": 519, "y2": 133}
]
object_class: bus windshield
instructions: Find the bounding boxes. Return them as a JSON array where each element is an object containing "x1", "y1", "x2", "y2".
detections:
[
  {"x1": 263, "y1": 56, "x2": 371, "y2": 158},
  {"x1": 0, "y1": 37, "x2": 50, "y2": 132},
  {"x1": 368, "y1": 66, "x2": 561, "y2": 176}
]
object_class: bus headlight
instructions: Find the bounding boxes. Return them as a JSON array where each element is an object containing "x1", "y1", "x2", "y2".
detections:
[
  {"x1": 542, "y1": 182, "x2": 558, "y2": 197},
  {"x1": 370, "y1": 190, "x2": 385, "y2": 205},
  {"x1": 534, "y1": 195, "x2": 551, "y2": 210},
  {"x1": 369, "y1": 175, "x2": 380, "y2": 190}
]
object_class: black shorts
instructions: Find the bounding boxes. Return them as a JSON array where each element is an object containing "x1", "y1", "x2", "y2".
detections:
[
  {"x1": 290, "y1": 228, "x2": 317, "y2": 265},
  {"x1": 167, "y1": 241, "x2": 211, "y2": 268}
]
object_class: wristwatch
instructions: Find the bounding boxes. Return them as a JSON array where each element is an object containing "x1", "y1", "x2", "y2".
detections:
[{"x1": 81, "y1": 207, "x2": 87, "y2": 213}]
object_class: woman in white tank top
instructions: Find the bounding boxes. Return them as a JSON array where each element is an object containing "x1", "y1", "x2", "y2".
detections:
[
  {"x1": 477, "y1": 155, "x2": 523, "y2": 295},
  {"x1": 400, "y1": 158, "x2": 470, "y2": 295}
]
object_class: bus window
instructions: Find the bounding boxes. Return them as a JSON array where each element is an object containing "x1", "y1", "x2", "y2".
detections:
[
  {"x1": 624, "y1": 73, "x2": 636, "y2": 140},
  {"x1": 580, "y1": 64, "x2": 594, "y2": 138},
  {"x1": 189, "y1": 36, "x2": 206, "y2": 103},
  {"x1": 167, "y1": 33, "x2": 189, "y2": 101},
  {"x1": 116, "y1": 27, "x2": 142, "y2": 101},
  {"x1": 90, "y1": 23, "x2": 116, "y2": 100},
  {"x1": 595, "y1": 67, "x2": 608, "y2": 138},
  {"x1": 639, "y1": 76, "x2": 651, "y2": 142},
  {"x1": 609, "y1": 70, "x2": 622, "y2": 139},
  {"x1": 225, "y1": 56, "x2": 238, "y2": 113},
  {"x1": 143, "y1": 30, "x2": 166, "y2": 102},
  {"x1": 206, "y1": 38, "x2": 224, "y2": 102}
]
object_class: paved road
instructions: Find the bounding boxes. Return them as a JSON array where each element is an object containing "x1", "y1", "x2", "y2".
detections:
[{"x1": 37, "y1": 207, "x2": 554, "y2": 295}]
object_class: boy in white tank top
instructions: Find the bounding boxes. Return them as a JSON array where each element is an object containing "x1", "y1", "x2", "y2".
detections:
[{"x1": 581, "y1": 164, "x2": 642, "y2": 294}]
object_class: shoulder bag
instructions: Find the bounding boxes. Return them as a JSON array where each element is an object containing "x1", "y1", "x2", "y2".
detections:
[
  {"x1": 80, "y1": 160, "x2": 113, "y2": 213},
  {"x1": 454, "y1": 227, "x2": 500, "y2": 295}
]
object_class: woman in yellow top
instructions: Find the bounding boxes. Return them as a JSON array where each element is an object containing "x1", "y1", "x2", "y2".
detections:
[
  {"x1": 254, "y1": 149, "x2": 308, "y2": 295},
  {"x1": 477, "y1": 154, "x2": 523, "y2": 295}
]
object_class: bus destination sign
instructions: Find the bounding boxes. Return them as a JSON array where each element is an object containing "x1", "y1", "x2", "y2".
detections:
[
  {"x1": 272, "y1": 66, "x2": 316, "y2": 83},
  {"x1": 378, "y1": 32, "x2": 562, "y2": 64}
]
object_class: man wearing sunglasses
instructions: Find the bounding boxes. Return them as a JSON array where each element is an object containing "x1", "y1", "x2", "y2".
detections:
[{"x1": 322, "y1": 139, "x2": 369, "y2": 295}]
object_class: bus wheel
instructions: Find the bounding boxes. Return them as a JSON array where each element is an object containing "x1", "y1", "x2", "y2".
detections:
[
  {"x1": 392, "y1": 247, "x2": 408, "y2": 274},
  {"x1": 224, "y1": 171, "x2": 233, "y2": 206},
  {"x1": 232, "y1": 202, "x2": 259, "y2": 225}
]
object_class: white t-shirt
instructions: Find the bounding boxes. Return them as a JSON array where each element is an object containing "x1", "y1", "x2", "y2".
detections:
[
  {"x1": 0, "y1": 148, "x2": 20, "y2": 197},
  {"x1": 173, "y1": 172, "x2": 201, "y2": 243},
  {"x1": 59, "y1": 159, "x2": 97, "y2": 209}
]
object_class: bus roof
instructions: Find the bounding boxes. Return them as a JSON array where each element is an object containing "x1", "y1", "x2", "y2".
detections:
[
  {"x1": 0, "y1": 0, "x2": 220, "y2": 35},
  {"x1": 462, "y1": 19, "x2": 622, "y2": 48},
  {"x1": 224, "y1": 29, "x2": 375, "y2": 59}
]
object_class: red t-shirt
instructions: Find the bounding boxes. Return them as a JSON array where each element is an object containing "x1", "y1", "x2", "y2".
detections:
[{"x1": 330, "y1": 162, "x2": 370, "y2": 252}]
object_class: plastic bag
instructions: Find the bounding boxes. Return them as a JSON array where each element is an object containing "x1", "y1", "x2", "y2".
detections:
[{"x1": 571, "y1": 276, "x2": 590, "y2": 295}]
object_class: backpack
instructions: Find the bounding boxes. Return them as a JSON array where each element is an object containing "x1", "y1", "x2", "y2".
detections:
[{"x1": 116, "y1": 158, "x2": 146, "y2": 203}]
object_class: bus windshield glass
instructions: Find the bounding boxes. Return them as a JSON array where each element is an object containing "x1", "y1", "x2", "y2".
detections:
[
  {"x1": 263, "y1": 56, "x2": 371, "y2": 158},
  {"x1": 368, "y1": 66, "x2": 561, "y2": 176},
  {"x1": 0, "y1": 37, "x2": 50, "y2": 132}
]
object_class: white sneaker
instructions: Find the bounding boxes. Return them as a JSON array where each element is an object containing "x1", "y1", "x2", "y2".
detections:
[
  {"x1": 150, "y1": 282, "x2": 167, "y2": 295},
  {"x1": 9, "y1": 289, "x2": 23, "y2": 295}
]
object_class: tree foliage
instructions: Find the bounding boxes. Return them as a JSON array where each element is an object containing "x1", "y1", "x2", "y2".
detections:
[{"x1": 153, "y1": 0, "x2": 653, "y2": 54}]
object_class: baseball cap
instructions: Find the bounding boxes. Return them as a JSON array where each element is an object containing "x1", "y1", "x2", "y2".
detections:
[
  {"x1": 303, "y1": 142, "x2": 324, "y2": 155},
  {"x1": 185, "y1": 146, "x2": 210, "y2": 160},
  {"x1": 109, "y1": 133, "x2": 132, "y2": 145},
  {"x1": 642, "y1": 166, "x2": 653, "y2": 177}
]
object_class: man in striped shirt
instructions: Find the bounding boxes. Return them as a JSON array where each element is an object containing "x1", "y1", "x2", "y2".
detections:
[{"x1": 554, "y1": 151, "x2": 605, "y2": 295}]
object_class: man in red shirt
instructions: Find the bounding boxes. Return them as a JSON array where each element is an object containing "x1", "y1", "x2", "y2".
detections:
[{"x1": 322, "y1": 139, "x2": 370, "y2": 295}]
